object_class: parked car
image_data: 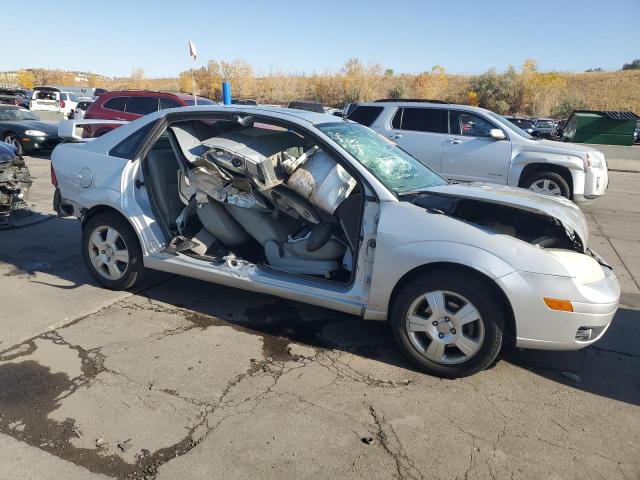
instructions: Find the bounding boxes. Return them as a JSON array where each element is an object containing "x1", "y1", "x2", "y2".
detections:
[
  {"x1": 82, "y1": 90, "x2": 216, "y2": 137},
  {"x1": 59, "y1": 91, "x2": 80, "y2": 118},
  {"x1": 29, "y1": 87, "x2": 62, "y2": 114},
  {"x1": 534, "y1": 118, "x2": 556, "y2": 139},
  {"x1": 231, "y1": 99, "x2": 258, "y2": 106},
  {"x1": 0, "y1": 141, "x2": 32, "y2": 227},
  {"x1": 51, "y1": 106, "x2": 619, "y2": 378},
  {"x1": 0, "y1": 88, "x2": 27, "y2": 107},
  {"x1": 71, "y1": 100, "x2": 93, "y2": 119},
  {"x1": 347, "y1": 102, "x2": 608, "y2": 203},
  {"x1": 0, "y1": 105, "x2": 60, "y2": 155},
  {"x1": 504, "y1": 116, "x2": 540, "y2": 138},
  {"x1": 635, "y1": 122, "x2": 640, "y2": 143},
  {"x1": 287, "y1": 100, "x2": 324, "y2": 113}
]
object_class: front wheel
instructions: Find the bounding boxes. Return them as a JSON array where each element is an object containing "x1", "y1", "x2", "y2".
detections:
[
  {"x1": 82, "y1": 212, "x2": 144, "y2": 290},
  {"x1": 390, "y1": 271, "x2": 505, "y2": 378},
  {"x1": 524, "y1": 171, "x2": 570, "y2": 198},
  {"x1": 3, "y1": 133, "x2": 24, "y2": 156}
]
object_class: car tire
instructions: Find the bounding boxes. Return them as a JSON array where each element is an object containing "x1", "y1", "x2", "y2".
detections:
[
  {"x1": 390, "y1": 270, "x2": 505, "y2": 378},
  {"x1": 523, "y1": 171, "x2": 570, "y2": 199},
  {"x1": 3, "y1": 133, "x2": 23, "y2": 156},
  {"x1": 82, "y1": 212, "x2": 144, "y2": 290}
]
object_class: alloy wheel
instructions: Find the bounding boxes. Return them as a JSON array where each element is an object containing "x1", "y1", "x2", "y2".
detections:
[
  {"x1": 406, "y1": 290, "x2": 485, "y2": 365},
  {"x1": 529, "y1": 179, "x2": 562, "y2": 196},
  {"x1": 87, "y1": 225, "x2": 130, "y2": 281},
  {"x1": 3, "y1": 134, "x2": 21, "y2": 154}
]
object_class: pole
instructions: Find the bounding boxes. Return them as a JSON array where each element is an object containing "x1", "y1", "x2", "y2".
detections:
[
  {"x1": 222, "y1": 81, "x2": 231, "y2": 105},
  {"x1": 191, "y1": 65, "x2": 197, "y2": 106}
]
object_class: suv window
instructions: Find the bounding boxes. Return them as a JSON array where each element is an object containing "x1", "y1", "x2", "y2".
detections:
[
  {"x1": 450, "y1": 111, "x2": 496, "y2": 138},
  {"x1": 103, "y1": 96, "x2": 127, "y2": 112},
  {"x1": 126, "y1": 97, "x2": 158, "y2": 115},
  {"x1": 394, "y1": 107, "x2": 448, "y2": 133},
  {"x1": 346, "y1": 106, "x2": 384, "y2": 127},
  {"x1": 159, "y1": 98, "x2": 181, "y2": 109}
]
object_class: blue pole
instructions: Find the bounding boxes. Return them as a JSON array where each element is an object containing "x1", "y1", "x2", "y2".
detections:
[{"x1": 222, "y1": 81, "x2": 231, "y2": 105}]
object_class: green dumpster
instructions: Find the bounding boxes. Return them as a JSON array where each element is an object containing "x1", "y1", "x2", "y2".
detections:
[{"x1": 563, "y1": 110, "x2": 639, "y2": 146}]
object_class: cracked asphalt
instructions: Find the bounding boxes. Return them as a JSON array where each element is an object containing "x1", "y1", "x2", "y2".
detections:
[{"x1": 0, "y1": 155, "x2": 638, "y2": 480}]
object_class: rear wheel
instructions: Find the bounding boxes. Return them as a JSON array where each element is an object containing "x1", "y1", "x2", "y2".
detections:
[
  {"x1": 390, "y1": 271, "x2": 505, "y2": 378},
  {"x1": 82, "y1": 212, "x2": 144, "y2": 290},
  {"x1": 524, "y1": 171, "x2": 570, "y2": 199},
  {"x1": 3, "y1": 133, "x2": 23, "y2": 156}
]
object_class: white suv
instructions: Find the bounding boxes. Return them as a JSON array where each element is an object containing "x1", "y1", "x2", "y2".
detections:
[{"x1": 348, "y1": 101, "x2": 608, "y2": 203}]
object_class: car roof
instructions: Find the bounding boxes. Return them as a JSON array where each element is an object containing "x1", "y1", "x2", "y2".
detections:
[
  {"x1": 355, "y1": 100, "x2": 487, "y2": 112},
  {"x1": 77, "y1": 105, "x2": 345, "y2": 155}
]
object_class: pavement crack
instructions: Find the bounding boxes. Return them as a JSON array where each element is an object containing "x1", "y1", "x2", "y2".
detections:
[{"x1": 367, "y1": 404, "x2": 424, "y2": 480}]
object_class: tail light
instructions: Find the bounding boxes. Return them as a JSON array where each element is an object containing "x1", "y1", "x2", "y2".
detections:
[
  {"x1": 60, "y1": 100, "x2": 66, "y2": 108},
  {"x1": 51, "y1": 163, "x2": 58, "y2": 187}
]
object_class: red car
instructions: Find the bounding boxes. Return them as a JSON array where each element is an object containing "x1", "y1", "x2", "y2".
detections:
[{"x1": 83, "y1": 90, "x2": 215, "y2": 137}]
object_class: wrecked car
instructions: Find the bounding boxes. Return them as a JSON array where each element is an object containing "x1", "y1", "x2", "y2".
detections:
[
  {"x1": 50, "y1": 107, "x2": 620, "y2": 378},
  {"x1": 0, "y1": 141, "x2": 32, "y2": 228}
]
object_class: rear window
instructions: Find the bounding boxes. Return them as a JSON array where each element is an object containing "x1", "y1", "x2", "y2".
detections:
[
  {"x1": 159, "y1": 98, "x2": 182, "y2": 109},
  {"x1": 395, "y1": 107, "x2": 448, "y2": 133},
  {"x1": 346, "y1": 106, "x2": 384, "y2": 127},
  {"x1": 126, "y1": 97, "x2": 158, "y2": 115},
  {"x1": 109, "y1": 120, "x2": 157, "y2": 159},
  {"x1": 34, "y1": 90, "x2": 58, "y2": 101},
  {"x1": 103, "y1": 96, "x2": 127, "y2": 111}
]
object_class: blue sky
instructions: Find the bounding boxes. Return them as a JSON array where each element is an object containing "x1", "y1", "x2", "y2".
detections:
[{"x1": 1, "y1": 0, "x2": 639, "y2": 77}]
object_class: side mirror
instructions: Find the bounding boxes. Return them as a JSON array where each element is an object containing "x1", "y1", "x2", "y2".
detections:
[{"x1": 490, "y1": 128, "x2": 506, "y2": 140}]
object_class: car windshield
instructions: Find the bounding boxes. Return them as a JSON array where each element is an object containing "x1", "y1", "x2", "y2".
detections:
[
  {"x1": 317, "y1": 122, "x2": 447, "y2": 194},
  {"x1": 486, "y1": 111, "x2": 534, "y2": 139},
  {"x1": 183, "y1": 98, "x2": 216, "y2": 106},
  {"x1": 0, "y1": 107, "x2": 39, "y2": 121},
  {"x1": 537, "y1": 120, "x2": 554, "y2": 128}
]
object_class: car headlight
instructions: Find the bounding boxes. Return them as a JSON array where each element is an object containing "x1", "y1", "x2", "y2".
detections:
[
  {"x1": 24, "y1": 129, "x2": 47, "y2": 136},
  {"x1": 546, "y1": 249, "x2": 605, "y2": 284},
  {"x1": 585, "y1": 152, "x2": 604, "y2": 169}
]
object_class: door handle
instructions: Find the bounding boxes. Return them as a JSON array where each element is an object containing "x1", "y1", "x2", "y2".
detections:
[
  {"x1": 114, "y1": 117, "x2": 125, "y2": 121},
  {"x1": 388, "y1": 133, "x2": 403, "y2": 140},
  {"x1": 448, "y1": 138, "x2": 461, "y2": 144}
]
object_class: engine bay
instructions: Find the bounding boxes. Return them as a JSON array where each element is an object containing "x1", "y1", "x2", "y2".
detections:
[
  {"x1": 0, "y1": 151, "x2": 32, "y2": 228},
  {"x1": 407, "y1": 192, "x2": 585, "y2": 253},
  {"x1": 146, "y1": 118, "x2": 362, "y2": 283}
]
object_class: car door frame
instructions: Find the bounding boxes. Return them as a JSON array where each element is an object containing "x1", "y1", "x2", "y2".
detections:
[
  {"x1": 441, "y1": 109, "x2": 512, "y2": 183},
  {"x1": 131, "y1": 110, "x2": 386, "y2": 316}
]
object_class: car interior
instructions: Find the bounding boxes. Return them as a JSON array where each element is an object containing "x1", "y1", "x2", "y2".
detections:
[{"x1": 142, "y1": 115, "x2": 365, "y2": 284}]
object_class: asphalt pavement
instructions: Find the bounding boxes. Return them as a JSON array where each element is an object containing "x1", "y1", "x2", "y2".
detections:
[{"x1": 0, "y1": 154, "x2": 638, "y2": 480}]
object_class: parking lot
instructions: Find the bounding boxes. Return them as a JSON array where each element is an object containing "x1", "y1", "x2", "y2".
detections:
[{"x1": 0, "y1": 152, "x2": 639, "y2": 479}]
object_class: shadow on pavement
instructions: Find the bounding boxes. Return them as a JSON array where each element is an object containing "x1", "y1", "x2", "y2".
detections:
[{"x1": 1, "y1": 213, "x2": 639, "y2": 406}]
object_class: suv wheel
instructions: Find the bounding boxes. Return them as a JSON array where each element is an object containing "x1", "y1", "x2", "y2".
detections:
[
  {"x1": 82, "y1": 213, "x2": 144, "y2": 290},
  {"x1": 390, "y1": 271, "x2": 505, "y2": 378},
  {"x1": 524, "y1": 171, "x2": 570, "y2": 198}
]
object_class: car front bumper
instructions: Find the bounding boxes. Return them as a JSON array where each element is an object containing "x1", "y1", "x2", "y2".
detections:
[
  {"x1": 18, "y1": 134, "x2": 61, "y2": 152},
  {"x1": 497, "y1": 257, "x2": 619, "y2": 350},
  {"x1": 571, "y1": 165, "x2": 608, "y2": 204}
]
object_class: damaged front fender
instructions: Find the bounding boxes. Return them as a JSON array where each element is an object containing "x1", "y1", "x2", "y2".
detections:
[{"x1": 0, "y1": 146, "x2": 32, "y2": 226}]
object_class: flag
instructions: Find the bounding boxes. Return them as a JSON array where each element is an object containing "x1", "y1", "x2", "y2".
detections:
[{"x1": 188, "y1": 41, "x2": 197, "y2": 60}]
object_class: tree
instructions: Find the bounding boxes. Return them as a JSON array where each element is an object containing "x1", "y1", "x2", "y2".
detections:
[
  {"x1": 622, "y1": 59, "x2": 640, "y2": 70},
  {"x1": 384, "y1": 68, "x2": 394, "y2": 76},
  {"x1": 178, "y1": 71, "x2": 192, "y2": 94},
  {"x1": 413, "y1": 65, "x2": 448, "y2": 100},
  {"x1": 387, "y1": 82, "x2": 407, "y2": 99},
  {"x1": 88, "y1": 73, "x2": 103, "y2": 88},
  {"x1": 127, "y1": 68, "x2": 147, "y2": 89},
  {"x1": 551, "y1": 96, "x2": 587, "y2": 119},
  {"x1": 585, "y1": 67, "x2": 605, "y2": 72},
  {"x1": 16, "y1": 70, "x2": 34, "y2": 89}
]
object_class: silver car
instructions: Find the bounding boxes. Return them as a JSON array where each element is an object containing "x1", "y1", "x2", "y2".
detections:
[{"x1": 51, "y1": 106, "x2": 620, "y2": 378}]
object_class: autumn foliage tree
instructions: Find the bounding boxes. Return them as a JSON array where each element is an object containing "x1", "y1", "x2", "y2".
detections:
[{"x1": 17, "y1": 70, "x2": 35, "y2": 89}]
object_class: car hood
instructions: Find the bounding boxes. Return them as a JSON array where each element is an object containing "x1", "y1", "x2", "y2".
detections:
[
  {"x1": 422, "y1": 183, "x2": 589, "y2": 247},
  {"x1": 2, "y1": 120, "x2": 59, "y2": 135},
  {"x1": 527, "y1": 139, "x2": 602, "y2": 157}
]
